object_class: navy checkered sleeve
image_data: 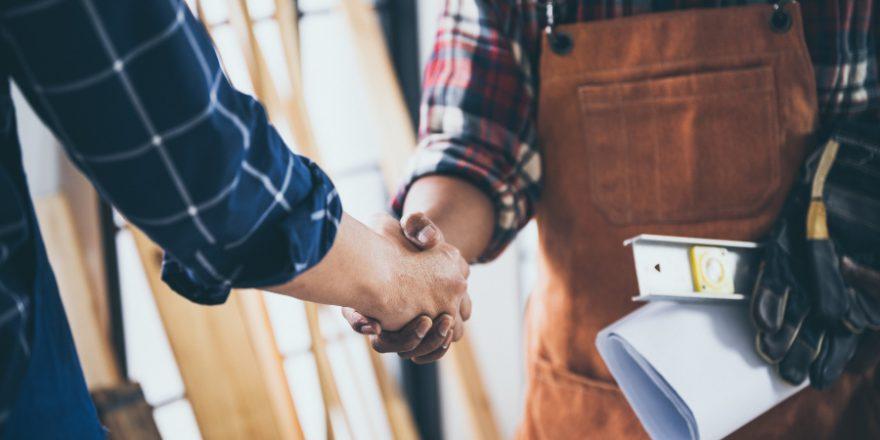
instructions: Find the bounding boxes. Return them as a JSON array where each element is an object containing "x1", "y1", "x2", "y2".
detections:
[{"x1": 0, "y1": 0, "x2": 342, "y2": 304}]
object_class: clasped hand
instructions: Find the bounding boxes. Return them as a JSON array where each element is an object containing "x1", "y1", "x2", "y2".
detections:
[{"x1": 343, "y1": 213, "x2": 471, "y2": 363}]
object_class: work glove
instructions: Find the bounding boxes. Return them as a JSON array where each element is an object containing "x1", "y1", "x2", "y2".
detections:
[{"x1": 751, "y1": 121, "x2": 880, "y2": 389}]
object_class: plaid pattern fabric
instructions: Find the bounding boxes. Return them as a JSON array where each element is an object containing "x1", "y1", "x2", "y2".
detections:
[
  {"x1": 0, "y1": 0, "x2": 341, "y2": 422},
  {"x1": 393, "y1": 0, "x2": 880, "y2": 261}
]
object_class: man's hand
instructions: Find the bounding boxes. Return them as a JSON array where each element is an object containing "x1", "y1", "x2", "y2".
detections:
[
  {"x1": 272, "y1": 211, "x2": 469, "y2": 341},
  {"x1": 342, "y1": 213, "x2": 471, "y2": 363},
  {"x1": 363, "y1": 213, "x2": 471, "y2": 332}
]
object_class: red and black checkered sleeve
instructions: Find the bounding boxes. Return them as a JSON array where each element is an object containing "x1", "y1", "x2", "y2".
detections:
[{"x1": 392, "y1": 0, "x2": 542, "y2": 262}]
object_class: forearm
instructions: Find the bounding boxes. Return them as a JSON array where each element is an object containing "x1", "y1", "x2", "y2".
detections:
[
  {"x1": 267, "y1": 213, "x2": 390, "y2": 315},
  {"x1": 401, "y1": 176, "x2": 494, "y2": 263}
]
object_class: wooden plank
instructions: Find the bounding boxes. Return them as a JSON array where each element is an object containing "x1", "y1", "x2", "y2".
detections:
[
  {"x1": 272, "y1": 0, "x2": 322, "y2": 160},
  {"x1": 193, "y1": 0, "x2": 206, "y2": 22},
  {"x1": 59, "y1": 160, "x2": 110, "y2": 336},
  {"x1": 214, "y1": 3, "x2": 351, "y2": 438},
  {"x1": 206, "y1": 2, "x2": 424, "y2": 438},
  {"x1": 273, "y1": 3, "x2": 421, "y2": 438},
  {"x1": 447, "y1": 339, "x2": 502, "y2": 440},
  {"x1": 227, "y1": 0, "x2": 320, "y2": 160},
  {"x1": 367, "y1": 344, "x2": 420, "y2": 440},
  {"x1": 131, "y1": 230, "x2": 303, "y2": 440},
  {"x1": 339, "y1": 0, "x2": 416, "y2": 190},
  {"x1": 206, "y1": 0, "x2": 351, "y2": 438},
  {"x1": 91, "y1": 382, "x2": 162, "y2": 440},
  {"x1": 35, "y1": 194, "x2": 121, "y2": 390},
  {"x1": 338, "y1": 3, "x2": 502, "y2": 438},
  {"x1": 305, "y1": 303, "x2": 352, "y2": 439}
]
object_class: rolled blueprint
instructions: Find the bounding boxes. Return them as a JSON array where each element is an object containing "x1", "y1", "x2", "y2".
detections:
[{"x1": 596, "y1": 302, "x2": 806, "y2": 440}]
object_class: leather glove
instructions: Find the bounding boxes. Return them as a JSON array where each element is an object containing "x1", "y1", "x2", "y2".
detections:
[
  {"x1": 752, "y1": 121, "x2": 880, "y2": 389},
  {"x1": 825, "y1": 121, "x2": 880, "y2": 333}
]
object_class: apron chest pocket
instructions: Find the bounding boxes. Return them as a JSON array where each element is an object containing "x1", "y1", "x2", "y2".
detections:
[{"x1": 577, "y1": 65, "x2": 781, "y2": 225}]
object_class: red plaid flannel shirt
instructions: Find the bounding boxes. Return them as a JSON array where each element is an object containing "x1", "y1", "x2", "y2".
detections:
[{"x1": 393, "y1": 0, "x2": 879, "y2": 261}]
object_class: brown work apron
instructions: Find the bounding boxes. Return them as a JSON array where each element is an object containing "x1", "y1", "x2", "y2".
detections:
[{"x1": 520, "y1": 3, "x2": 880, "y2": 439}]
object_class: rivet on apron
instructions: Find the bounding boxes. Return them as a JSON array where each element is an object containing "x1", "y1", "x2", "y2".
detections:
[
  {"x1": 543, "y1": 1, "x2": 573, "y2": 55},
  {"x1": 770, "y1": 1, "x2": 794, "y2": 33}
]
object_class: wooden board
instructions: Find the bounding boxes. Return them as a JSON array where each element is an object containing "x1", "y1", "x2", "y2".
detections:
[
  {"x1": 59, "y1": 159, "x2": 110, "y2": 335},
  {"x1": 131, "y1": 230, "x2": 303, "y2": 440},
  {"x1": 222, "y1": 2, "x2": 352, "y2": 438},
  {"x1": 339, "y1": 0, "x2": 416, "y2": 190},
  {"x1": 35, "y1": 194, "x2": 120, "y2": 390},
  {"x1": 91, "y1": 381, "x2": 162, "y2": 440},
  {"x1": 367, "y1": 344, "x2": 420, "y2": 440},
  {"x1": 339, "y1": 2, "x2": 502, "y2": 438},
  {"x1": 447, "y1": 339, "x2": 502, "y2": 440}
]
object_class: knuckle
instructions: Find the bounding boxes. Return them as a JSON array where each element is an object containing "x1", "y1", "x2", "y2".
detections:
[
  {"x1": 371, "y1": 340, "x2": 393, "y2": 353},
  {"x1": 402, "y1": 341, "x2": 421, "y2": 352},
  {"x1": 441, "y1": 244, "x2": 460, "y2": 260},
  {"x1": 413, "y1": 355, "x2": 437, "y2": 365},
  {"x1": 443, "y1": 278, "x2": 468, "y2": 298},
  {"x1": 452, "y1": 278, "x2": 468, "y2": 295},
  {"x1": 395, "y1": 339, "x2": 420, "y2": 353}
]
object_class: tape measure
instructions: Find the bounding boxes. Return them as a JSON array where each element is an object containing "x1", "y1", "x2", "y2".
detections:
[
  {"x1": 625, "y1": 234, "x2": 761, "y2": 302},
  {"x1": 689, "y1": 246, "x2": 735, "y2": 294}
]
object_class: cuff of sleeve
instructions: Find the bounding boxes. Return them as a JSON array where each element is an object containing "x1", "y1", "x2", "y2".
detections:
[
  {"x1": 391, "y1": 148, "x2": 533, "y2": 263},
  {"x1": 161, "y1": 157, "x2": 343, "y2": 305},
  {"x1": 161, "y1": 256, "x2": 231, "y2": 305}
]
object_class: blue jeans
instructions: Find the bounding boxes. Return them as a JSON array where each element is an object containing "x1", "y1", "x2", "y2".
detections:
[{"x1": 2, "y1": 236, "x2": 104, "y2": 439}]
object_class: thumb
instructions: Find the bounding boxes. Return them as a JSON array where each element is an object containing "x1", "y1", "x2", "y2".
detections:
[
  {"x1": 341, "y1": 307, "x2": 381, "y2": 335},
  {"x1": 400, "y1": 212, "x2": 444, "y2": 250}
]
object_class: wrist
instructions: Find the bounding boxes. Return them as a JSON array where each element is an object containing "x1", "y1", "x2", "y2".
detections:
[
  {"x1": 403, "y1": 176, "x2": 494, "y2": 262},
  {"x1": 356, "y1": 235, "x2": 399, "y2": 318},
  {"x1": 268, "y1": 213, "x2": 398, "y2": 314}
]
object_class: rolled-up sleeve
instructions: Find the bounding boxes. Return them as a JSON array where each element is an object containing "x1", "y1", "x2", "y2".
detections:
[
  {"x1": 392, "y1": 0, "x2": 541, "y2": 262},
  {"x1": 0, "y1": 0, "x2": 341, "y2": 304}
]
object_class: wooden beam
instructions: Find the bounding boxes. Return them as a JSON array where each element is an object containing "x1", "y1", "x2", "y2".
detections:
[
  {"x1": 131, "y1": 230, "x2": 304, "y2": 440},
  {"x1": 227, "y1": 0, "x2": 320, "y2": 160},
  {"x1": 367, "y1": 344, "x2": 420, "y2": 440},
  {"x1": 201, "y1": 2, "x2": 424, "y2": 438},
  {"x1": 339, "y1": 2, "x2": 501, "y2": 438},
  {"x1": 58, "y1": 160, "x2": 110, "y2": 338},
  {"x1": 273, "y1": 0, "x2": 321, "y2": 160},
  {"x1": 447, "y1": 340, "x2": 502, "y2": 440},
  {"x1": 91, "y1": 382, "x2": 162, "y2": 440},
  {"x1": 305, "y1": 303, "x2": 352, "y2": 439},
  {"x1": 339, "y1": 0, "x2": 416, "y2": 190},
  {"x1": 193, "y1": 0, "x2": 205, "y2": 23},
  {"x1": 273, "y1": 3, "x2": 421, "y2": 437},
  {"x1": 222, "y1": 3, "x2": 352, "y2": 438},
  {"x1": 35, "y1": 194, "x2": 121, "y2": 390}
]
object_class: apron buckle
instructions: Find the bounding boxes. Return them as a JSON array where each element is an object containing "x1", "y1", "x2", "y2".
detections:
[
  {"x1": 542, "y1": 0, "x2": 573, "y2": 55},
  {"x1": 770, "y1": 1, "x2": 794, "y2": 33}
]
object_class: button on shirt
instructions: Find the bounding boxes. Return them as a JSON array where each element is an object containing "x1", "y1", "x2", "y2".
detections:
[
  {"x1": 0, "y1": 0, "x2": 341, "y2": 423},
  {"x1": 393, "y1": 0, "x2": 880, "y2": 261}
]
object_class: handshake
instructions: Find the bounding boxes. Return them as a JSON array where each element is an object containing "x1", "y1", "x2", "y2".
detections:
[{"x1": 341, "y1": 212, "x2": 472, "y2": 364}]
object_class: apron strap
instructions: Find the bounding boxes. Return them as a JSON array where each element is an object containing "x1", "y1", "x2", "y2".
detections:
[{"x1": 540, "y1": 0, "x2": 795, "y2": 55}]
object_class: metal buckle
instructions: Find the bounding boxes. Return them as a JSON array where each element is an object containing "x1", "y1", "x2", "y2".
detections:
[
  {"x1": 770, "y1": 1, "x2": 795, "y2": 33},
  {"x1": 541, "y1": 0, "x2": 573, "y2": 55}
]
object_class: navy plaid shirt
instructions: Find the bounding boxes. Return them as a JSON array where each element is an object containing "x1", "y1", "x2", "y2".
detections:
[{"x1": 0, "y1": 0, "x2": 342, "y2": 422}]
